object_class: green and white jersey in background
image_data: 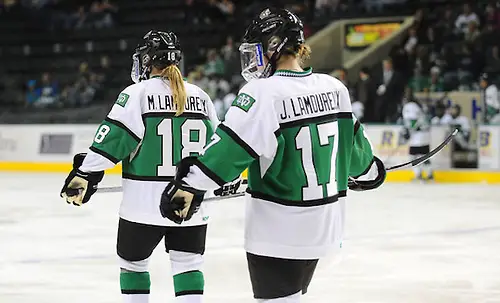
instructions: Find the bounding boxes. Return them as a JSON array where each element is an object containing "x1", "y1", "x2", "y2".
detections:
[
  {"x1": 184, "y1": 68, "x2": 376, "y2": 259},
  {"x1": 80, "y1": 77, "x2": 219, "y2": 226}
]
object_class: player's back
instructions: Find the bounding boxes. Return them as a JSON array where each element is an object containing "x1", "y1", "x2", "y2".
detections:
[
  {"x1": 103, "y1": 77, "x2": 218, "y2": 226},
  {"x1": 402, "y1": 101, "x2": 430, "y2": 147},
  {"x1": 245, "y1": 69, "x2": 351, "y2": 203},
  {"x1": 236, "y1": 68, "x2": 356, "y2": 259}
]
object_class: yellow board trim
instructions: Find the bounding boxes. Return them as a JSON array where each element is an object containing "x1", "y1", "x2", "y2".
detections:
[{"x1": 0, "y1": 162, "x2": 499, "y2": 183}]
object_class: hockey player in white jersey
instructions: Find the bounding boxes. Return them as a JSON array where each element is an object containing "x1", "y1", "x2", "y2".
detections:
[
  {"x1": 159, "y1": 9, "x2": 386, "y2": 302},
  {"x1": 449, "y1": 103, "x2": 471, "y2": 150},
  {"x1": 60, "y1": 30, "x2": 225, "y2": 303},
  {"x1": 480, "y1": 73, "x2": 500, "y2": 124},
  {"x1": 431, "y1": 100, "x2": 453, "y2": 125},
  {"x1": 401, "y1": 97, "x2": 433, "y2": 180}
]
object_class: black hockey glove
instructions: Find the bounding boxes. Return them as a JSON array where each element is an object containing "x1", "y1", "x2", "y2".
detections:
[
  {"x1": 160, "y1": 157, "x2": 206, "y2": 224},
  {"x1": 214, "y1": 177, "x2": 242, "y2": 196},
  {"x1": 401, "y1": 127, "x2": 410, "y2": 141},
  {"x1": 348, "y1": 156, "x2": 386, "y2": 191},
  {"x1": 60, "y1": 153, "x2": 104, "y2": 206}
]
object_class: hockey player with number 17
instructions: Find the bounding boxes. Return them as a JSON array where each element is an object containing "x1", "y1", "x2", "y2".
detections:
[{"x1": 159, "y1": 8, "x2": 386, "y2": 302}]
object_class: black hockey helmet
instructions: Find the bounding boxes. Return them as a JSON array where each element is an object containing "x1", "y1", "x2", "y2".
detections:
[
  {"x1": 239, "y1": 8, "x2": 305, "y2": 81},
  {"x1": 131, "y1": 30, "x2": 182, "y2": 83}
]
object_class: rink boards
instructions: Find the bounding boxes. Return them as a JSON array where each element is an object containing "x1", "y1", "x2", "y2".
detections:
[{"x1": 0, "y1": 124, "x2": 499, "y2": 183}]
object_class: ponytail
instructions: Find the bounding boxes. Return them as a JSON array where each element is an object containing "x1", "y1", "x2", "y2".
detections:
[
  {"x1": 297, "y1": 44, "x2": 311, "y2": 66},
  {"x1": 160, "y1": 65, "x2": 186, "y2": 116}
]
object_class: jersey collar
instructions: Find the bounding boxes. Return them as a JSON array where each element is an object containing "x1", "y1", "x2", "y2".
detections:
[{"x1": 274, "y1": 67, "x2": 312, "y2": 77}]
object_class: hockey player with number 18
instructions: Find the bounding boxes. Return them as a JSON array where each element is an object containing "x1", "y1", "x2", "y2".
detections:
[
  {"x1": 59, "y1": 30, "x2": 230, "y2": 303},
  {"x1": 159, "y1": 8, "x2": 386, "y2": 302}
]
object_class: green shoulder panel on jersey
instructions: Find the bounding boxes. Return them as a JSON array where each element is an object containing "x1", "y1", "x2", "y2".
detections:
[
  {"x1": 231, "y1": 93, "x2": 256, "y2": 112},
  {"x1": 349, "y1": 120, "x2": 374, "y2": 178},
  {"x1": 91, "y1": 117, "x2": 141, "y2": 164},
  {"x1": 198, "y1": 123, "x2": 258, "y2": 185},
  {"x1": 196, "y1": 123, "x2": 257, "y2": 186},
  {"x1": 335, "y1": 115, "x2": 354, "y2": 192}
]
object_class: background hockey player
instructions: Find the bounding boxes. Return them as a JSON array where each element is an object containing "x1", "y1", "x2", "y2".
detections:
[
  {"x1": 60, "y1": 30, "x2": 225, "y2": 303},
  {"x1": 480, "y1": 73, "x2": 500, "y2": 124},
  {"x1": 431, "y1": 99, "x2": 452, "y2": 125},
  {"x1": 401, "y1": 92, "x2": 433, "y2": 181},
  {"x1": 159, "y1": 8, "x2": 386, "y2": 303}
]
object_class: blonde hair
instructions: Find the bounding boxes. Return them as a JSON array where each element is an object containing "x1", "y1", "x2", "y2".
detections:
[
  {"x1": 160, "y1": 65, "x2": 186, "y2": 116},
  {"x1": 296, "y1": 44, "x2": 311, "y2": 66},
  {"x1": 279, "y1": 44, "x2": 312, "y2": 66}
]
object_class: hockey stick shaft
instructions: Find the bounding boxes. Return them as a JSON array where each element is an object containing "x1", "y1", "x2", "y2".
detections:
[
  {"x1": 385, "y1": 129, "x2": 458, "y2": 171},
  {"x1": 96, "y1": 129, "x2": 457, "y2": 193}
]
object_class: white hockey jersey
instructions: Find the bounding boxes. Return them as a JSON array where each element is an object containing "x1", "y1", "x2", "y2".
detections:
[
  {"x1": 183, "y1": 68, "x2": 376, "y2": 259},
  {"x1": 402, "y1": 101, "x2": 430, "y2": 147},
  {"x1": 483, "y1": 84, "x2": 500, "y2": 123},
  {"x1": 79, "y1": 76, "x2": 219, "y2": 226},
  {"x1": 431, "y1": 114, "x2": 453, "y2": 125}
]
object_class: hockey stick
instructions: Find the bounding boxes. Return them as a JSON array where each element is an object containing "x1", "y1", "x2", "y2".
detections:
[
  {"x1": 385, "y1": 128, "x2": 458, "y2": 171},
  {"x1": 96, "y1": 129, "x2": 457, "y2": 194}
]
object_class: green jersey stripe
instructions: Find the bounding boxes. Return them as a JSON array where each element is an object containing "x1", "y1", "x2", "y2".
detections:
[
  {"x1": 351, "y1": 158, "x2": 374, "y2": 179},
  {"x1": 122, "y1": 173, "x2": 174, "y2": 182},
  {"x1": 353, "y1": 119, "x2": 360, "y2": 135},
  {"x1": 279, "y1": 112, "x2": 352, "y2": 129},
  {"x1": 248, "y1": 189, "x2": 339, "y2": 207},
  {"x1": 197, "y1": 126, "x2": 256, "y2": 184},
  {"x1": 349, "y1": 122, "x2": 374, "y2": 177},
  {"x1": 335, "y1": 118, "x2": 354, "y2": 192},
  {"x1": 104, "y1": 117, "x2": 141, "y2": 142},
  {"x1": 90, "y1": 146, "x2": 120, "y2": 164},
  {"x1": 218, "y1": 124, "x2": 259, "y2": 159},
  {"x1": 193, "y1": 158, "x2": 227, "y2": 186}
]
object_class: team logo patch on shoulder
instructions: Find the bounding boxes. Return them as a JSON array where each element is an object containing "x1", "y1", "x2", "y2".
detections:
[
  {"x1": 115, "y1": 93, "x2": 130, "y2": 107},
  {"x1": 232, "y1": 93, "x2": 256, "y2": 112}
]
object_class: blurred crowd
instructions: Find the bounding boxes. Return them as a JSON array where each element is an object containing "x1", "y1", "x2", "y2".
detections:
[{"x1": 344, "y1": 2, "x2": 500, "y2": 125}]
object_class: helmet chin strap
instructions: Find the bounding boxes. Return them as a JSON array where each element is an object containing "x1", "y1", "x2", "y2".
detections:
[{"x1": 260, "y1": 37, "x2": 288, "y2": 79}]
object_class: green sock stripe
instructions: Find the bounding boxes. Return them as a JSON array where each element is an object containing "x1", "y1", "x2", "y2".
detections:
[
  {"x1": 120, "y1": 272, "x2": 151, "y2": 294},
  {"x1": 173, "y1": 270, "x2": 204, "y2": 296}
]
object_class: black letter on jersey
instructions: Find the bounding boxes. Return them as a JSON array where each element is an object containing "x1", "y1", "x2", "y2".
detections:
[
  {"x1": 148, "y1": 95, "x2": 155, "y2": 110},
  {"x1": 280, "y1": 100, "x2": 288, "y2": 120},
  {"x1": 290, "y1": 98, "x2": 300, "y2": 117}
]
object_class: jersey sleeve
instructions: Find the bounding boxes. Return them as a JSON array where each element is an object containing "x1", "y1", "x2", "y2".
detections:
[
  {"x1": 334, "y1": 81, "x2": 374, "y2": 191},
  {"x1": 79, "y1": 85, "x2": 144, "y2": 172},
  {"x1": 202, "y1": 90, "x2": 221, "y2": 130},
  {"x1": 185, "y1": 81, "x2": 280, "y2": 190}
]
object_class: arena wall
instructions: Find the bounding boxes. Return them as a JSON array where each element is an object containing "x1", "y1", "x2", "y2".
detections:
[{"x1": 0, "y1": 124, "x2": 499, "y2": 183}]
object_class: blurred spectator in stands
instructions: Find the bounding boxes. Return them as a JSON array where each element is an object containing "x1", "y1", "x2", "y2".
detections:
[
  {"x1": 437, "y1": 6, "x2": 456, "y2": 40},
  {"x1": 221, "y1": 36, "x2": 236, "y2": 61},
  {"x1": 1, "y1": 0, "x2": 19, "y2": 13},
  {"x1": 457, "y1": 44, "x2": 478, "y2": 89},
  {"x1": 375, "y1": 58, "x2": 405, "y2": 123},
  {"x1": 427, "y1": 66, "x2": 444, "y2": 92},
  {"x1": 95, "y1": 55, "x2": 111, "y2": 84},
  {"x1": 389, "y1": 45, "x2": 411, "y2": 82},
  {"x1": 481, "y1": 22, "x2": 500, "y2": 52},
  {"x1": 413, "y1": 46, "x2": 430, "y2": 77},
  {"x1": 334, "y1": 68, "x2": 355, "y2": 98},
  {"x1": 455, "y1": 3, "x2": 479, "y2": 34},
  {"x1": 25, "y1": 80, "x2": 41, "y2": 107},
  {"x1": 204, "y1": 49, "x2": 225, "y2": 77},
  {"x1": 404, "y1": 26, "x2": 418, "y2": 55},
  {"x1": 35, "y1": 72, "x2": 59, "y2": 108},
  {"x1": 485, "y1": 46, "x2": 500, "y2": 73},
  {"x1": 464, "y1": 21, "x2": 480, "y2": 44},
  {"x1": 316, "y1": 0, "x2": 341, "y2": 14},
  {"x1": 436, "y1": 45, "x2": 457, "y2": 89},
  {"x1": 424, "y1": 27, "x2": 440, "y2": 54},
  {"x1": 214, "y1": 0, "x2": 235, "y2": 17},
  {"x1": 73, "y1": 6, "x2": 87, "y2": 29},
  {"x1": 356, "y1": 67, "x2": 376, "y2": 122},
  {"x1": 87, "y1": 0, "x2": 114, "y2": 28},
  {"x1": 485, "y1": 2, "x2": 500, "y2": 30}
]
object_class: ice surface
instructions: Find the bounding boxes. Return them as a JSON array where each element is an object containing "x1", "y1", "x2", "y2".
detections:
[{"x1": 1, "y1": 172, "x2": 500, "y2": 303}]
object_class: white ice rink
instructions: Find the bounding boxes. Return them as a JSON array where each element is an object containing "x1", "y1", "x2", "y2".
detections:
[{"x1": 1, "y1": 173, "x2": 500, "y2": 303}]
